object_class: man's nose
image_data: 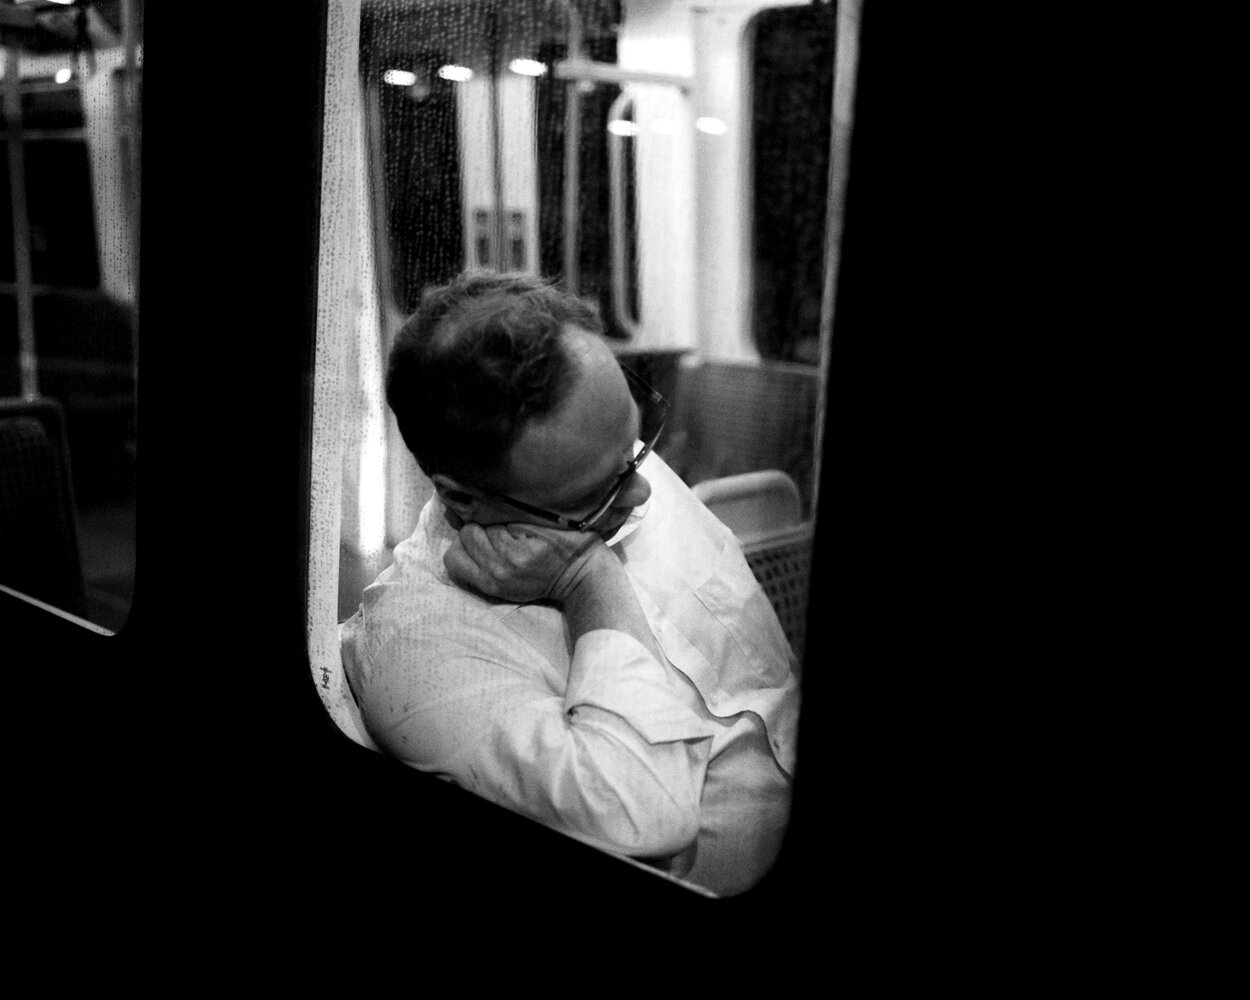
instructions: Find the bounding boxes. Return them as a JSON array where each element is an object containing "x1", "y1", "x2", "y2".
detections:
[{"x1": 613, "y1": 471, "x2": 651, "y2": 509}]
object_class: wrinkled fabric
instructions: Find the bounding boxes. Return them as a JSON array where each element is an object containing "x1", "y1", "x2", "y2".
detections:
[{"x1": 342, "y1": 452, "x2": 800, "y2": 895}]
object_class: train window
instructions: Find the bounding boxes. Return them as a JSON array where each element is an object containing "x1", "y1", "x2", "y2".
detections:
[
  {"x1": 0, "y1": 4, "x2": 142, "y2": 634},
  {"x1": 308, "y1": 0, "x2": 859, "y2": 896}
]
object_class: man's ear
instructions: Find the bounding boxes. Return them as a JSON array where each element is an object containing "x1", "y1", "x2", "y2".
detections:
[{"x1": 430, "y1": 473, "x2": 478, "y2": 519}]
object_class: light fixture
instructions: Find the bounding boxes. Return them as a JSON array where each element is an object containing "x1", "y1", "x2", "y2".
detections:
[
  {"x1": 509, "y1": 58, "x2": 547, "y2": 77},
  {"x1": 54, "y1": 67, "x2": 73, "y2": 85},
  {"x1": 695, "y1": 117, "x2": 728, "y2": 135},
  {"x1": 383, "y1": 69, "x2": 417, "y2": 87},
  {"x1": 437, "y1": 64, "x2": 474, "y2": 83},
  {"x1": 607, "y1": 120, "x2": 639, "y2": 137}
]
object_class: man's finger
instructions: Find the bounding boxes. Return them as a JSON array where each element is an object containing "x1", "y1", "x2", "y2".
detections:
[
  {"x1": 458, "y1": 522, "x2": 498, "y2": 562},
  {"x1": 444, "y1": 541, "x2": 490, "y2": 593}
]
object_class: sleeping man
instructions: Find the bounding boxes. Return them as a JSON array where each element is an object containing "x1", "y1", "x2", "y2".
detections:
[{"x1": 340, "y1": 269, "x2": 800, "y2": 896}]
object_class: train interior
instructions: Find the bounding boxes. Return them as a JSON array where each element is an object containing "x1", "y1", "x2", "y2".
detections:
[
  {"x1": 0, "y1": 0, "x2": 855, "y2": 901},
  {"x1": 308, "y1": 0, "x2": 857, "y2": 760},
  {"x1": 0, "y1": 0, "x2": 1113, "y2": 935},
  {"x1": 0, "y1": 0, "x2": 140, "y2": 634}
]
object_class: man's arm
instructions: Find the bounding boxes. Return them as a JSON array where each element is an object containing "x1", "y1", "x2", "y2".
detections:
[
  {"x1": 350, "y1": 621, "x2": 711, "y2": 860},
  {"x1": 348, "y1": 522, "x2": 714, "y2": 860}
]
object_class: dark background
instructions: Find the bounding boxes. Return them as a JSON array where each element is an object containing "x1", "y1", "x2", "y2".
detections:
[{"x1": 2, "y1": 1, "x2": 1037, "y2": 957}]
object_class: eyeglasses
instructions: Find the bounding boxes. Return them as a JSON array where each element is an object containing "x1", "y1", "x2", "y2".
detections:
[{"x1": 473, "y1": 365, "x2": 669, "y2": 532}]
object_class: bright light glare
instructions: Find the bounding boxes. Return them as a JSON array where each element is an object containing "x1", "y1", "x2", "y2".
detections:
[
  {"x1": 509, "y1": 58, "x2": 547, "y2": 77},
  {"x1": 383, "y1": 69, "x2": 417, "y2": 87},
  {"x1": 649, "y1": 118, "x2": 678, "y2": 135},
  {"x1": 54, "y1": 67, "x2": 73, "y2": 85},
  {"x1": 438, "y1": 64, "x2": 474, "y2": 82},
  {"x1": 696, "y1": 117, "x2": 728, "y2": 135},
  {"x1": 607, "y1": 120, "x2": 639, "y2": 137}
]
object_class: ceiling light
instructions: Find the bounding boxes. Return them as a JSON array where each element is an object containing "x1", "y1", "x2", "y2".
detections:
[
  {"x1": 383, "y1": 69, "x2": 417, "y2": 87},
  {"x1": 509, "y1": 58, "x2": 547, "y2": 77},
  {"x1": 437, "y1": 65, "x2": 474, "y2": 83}
]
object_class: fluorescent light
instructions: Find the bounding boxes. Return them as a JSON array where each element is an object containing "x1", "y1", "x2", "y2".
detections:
[
  {"x1": 54, "y1": 68, "x2": 73, "y2": 85},
  {"x1": 383, "y1": 69, "x2": 417, "y2": 87},
  {"x1": 607, "y1": 120, "x2": 639, "y2": 137},
  {"x1": 695, "y1": 117, "x2": 728, "y2": 135},
  {"x1": 437, "y1": 64, "x2": 474, "y2": 83},
  {"x1": 509, "y1": 58, "x2": 547, "y2": 77}
]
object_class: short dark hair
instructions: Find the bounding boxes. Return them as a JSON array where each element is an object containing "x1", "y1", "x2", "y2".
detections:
[{"x1": 386, "y1": 270, "x2": 604, "y2": 484}]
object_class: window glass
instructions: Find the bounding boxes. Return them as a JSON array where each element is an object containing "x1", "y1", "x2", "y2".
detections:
[
  {"x1": 310, "y1": 0, "x2": 859, "y2": 893},
  {"x1": 0, "y1": 3, "x2": 142, "y2": 634}
]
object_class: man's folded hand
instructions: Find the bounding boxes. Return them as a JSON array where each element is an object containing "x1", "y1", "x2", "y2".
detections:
[{"x1": 444, "y1": 521, "x2": 610, "y2": 605}]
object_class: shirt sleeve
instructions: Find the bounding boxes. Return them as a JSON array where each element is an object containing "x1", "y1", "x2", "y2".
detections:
[{"x1": 347, "y1": 621, "x2": 716, "y2": 861}]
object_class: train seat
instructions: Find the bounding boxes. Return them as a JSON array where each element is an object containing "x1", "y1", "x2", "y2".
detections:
[
  {"x1": 692, "y1": 469, "x2": 802, "y2": 545},
  {"x1": 665, "y1": 359, "x2": 820, "y2": 518},
  {"x1": 693, "y1": 470, "x2": 812, "y2": 663},
  {"x1": 0, "y1": 397, "x2": 88, "y2": 618}
]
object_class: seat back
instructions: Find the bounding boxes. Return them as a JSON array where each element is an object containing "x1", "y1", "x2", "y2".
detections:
[
  {"x1": 692, "y1": 469, "x2": 802, "y2": 545},
  {"x1": 666, "y1": 358, "x2": 820, "y2": 517},
  {"x1": 0, "y1": 397, "x2": 87, "y2": 617},
  {"x1": 693, "y1": 470, "x2": 812, "y2": 663}
]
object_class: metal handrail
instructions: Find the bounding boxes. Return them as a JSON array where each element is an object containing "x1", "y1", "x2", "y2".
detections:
[
  {"x1": 549, "y1": 0, "x2": 691, "y2": 320},
  {"x1": 554, "y1": 59, "x2": 692, "y2": 93},
  {"x1": 552, "y1": 0, "x2": 584, "y2": 293},
  {"x1": 607, "y1": 89, "x2": 643, "y2": 341}
]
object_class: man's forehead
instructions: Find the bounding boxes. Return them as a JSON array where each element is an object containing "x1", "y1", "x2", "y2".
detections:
[
  {"x1": 500, "y1": 333, "x2": 636, "y2": 503},
  {"x1": 561, "y1": 323, "x2": 613, "y2": 365}
]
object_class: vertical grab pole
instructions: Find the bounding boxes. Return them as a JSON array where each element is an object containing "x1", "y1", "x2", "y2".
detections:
[
  {"x1": 487, "y1": 6, "x2": 506, "y2": 270},
  {"x1": 3, "y1": 42, "x2": 38, "y2": 399},
  {"x1": 562, "y1": 81, "x2": 580, "y2": 293},
  {"x1": 607, "y1": 90, "x2": 643, "y2": 340},
  {"x1": 558, "y1": 0, "x2": 584, "y2": 294}
]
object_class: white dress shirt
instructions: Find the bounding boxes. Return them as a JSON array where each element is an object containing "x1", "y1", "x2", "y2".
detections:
[{"x1": 341, "y1": 452, "x2": 800, "y2": 896}]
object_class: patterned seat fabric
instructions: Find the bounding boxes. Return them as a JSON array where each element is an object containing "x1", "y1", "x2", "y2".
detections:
[{"x1": 743, "y1": 524, "x2": 814, "y2": 666}]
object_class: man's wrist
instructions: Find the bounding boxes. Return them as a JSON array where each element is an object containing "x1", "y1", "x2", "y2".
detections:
[{"x1": 552, "y1": 541, "x2": 617, "y2": 607}]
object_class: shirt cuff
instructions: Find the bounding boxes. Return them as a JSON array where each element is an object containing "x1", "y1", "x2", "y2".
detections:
[{"x1": 565, "y1": 629, "x2": 716, "y2": 745}]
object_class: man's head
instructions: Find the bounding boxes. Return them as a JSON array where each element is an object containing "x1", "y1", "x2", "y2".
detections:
[{"x1": 386, "y1": 270, "x2": 654, "y2": 538}]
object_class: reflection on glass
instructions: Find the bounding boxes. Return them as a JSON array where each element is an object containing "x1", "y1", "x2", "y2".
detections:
[{"x1": 1, "y1": 1, "x2": 142, "y2": 633}]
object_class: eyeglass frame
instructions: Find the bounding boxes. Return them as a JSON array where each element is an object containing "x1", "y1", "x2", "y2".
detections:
[{"x1": 468, "y1": 366, "x2": 670, "y2": 532}]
